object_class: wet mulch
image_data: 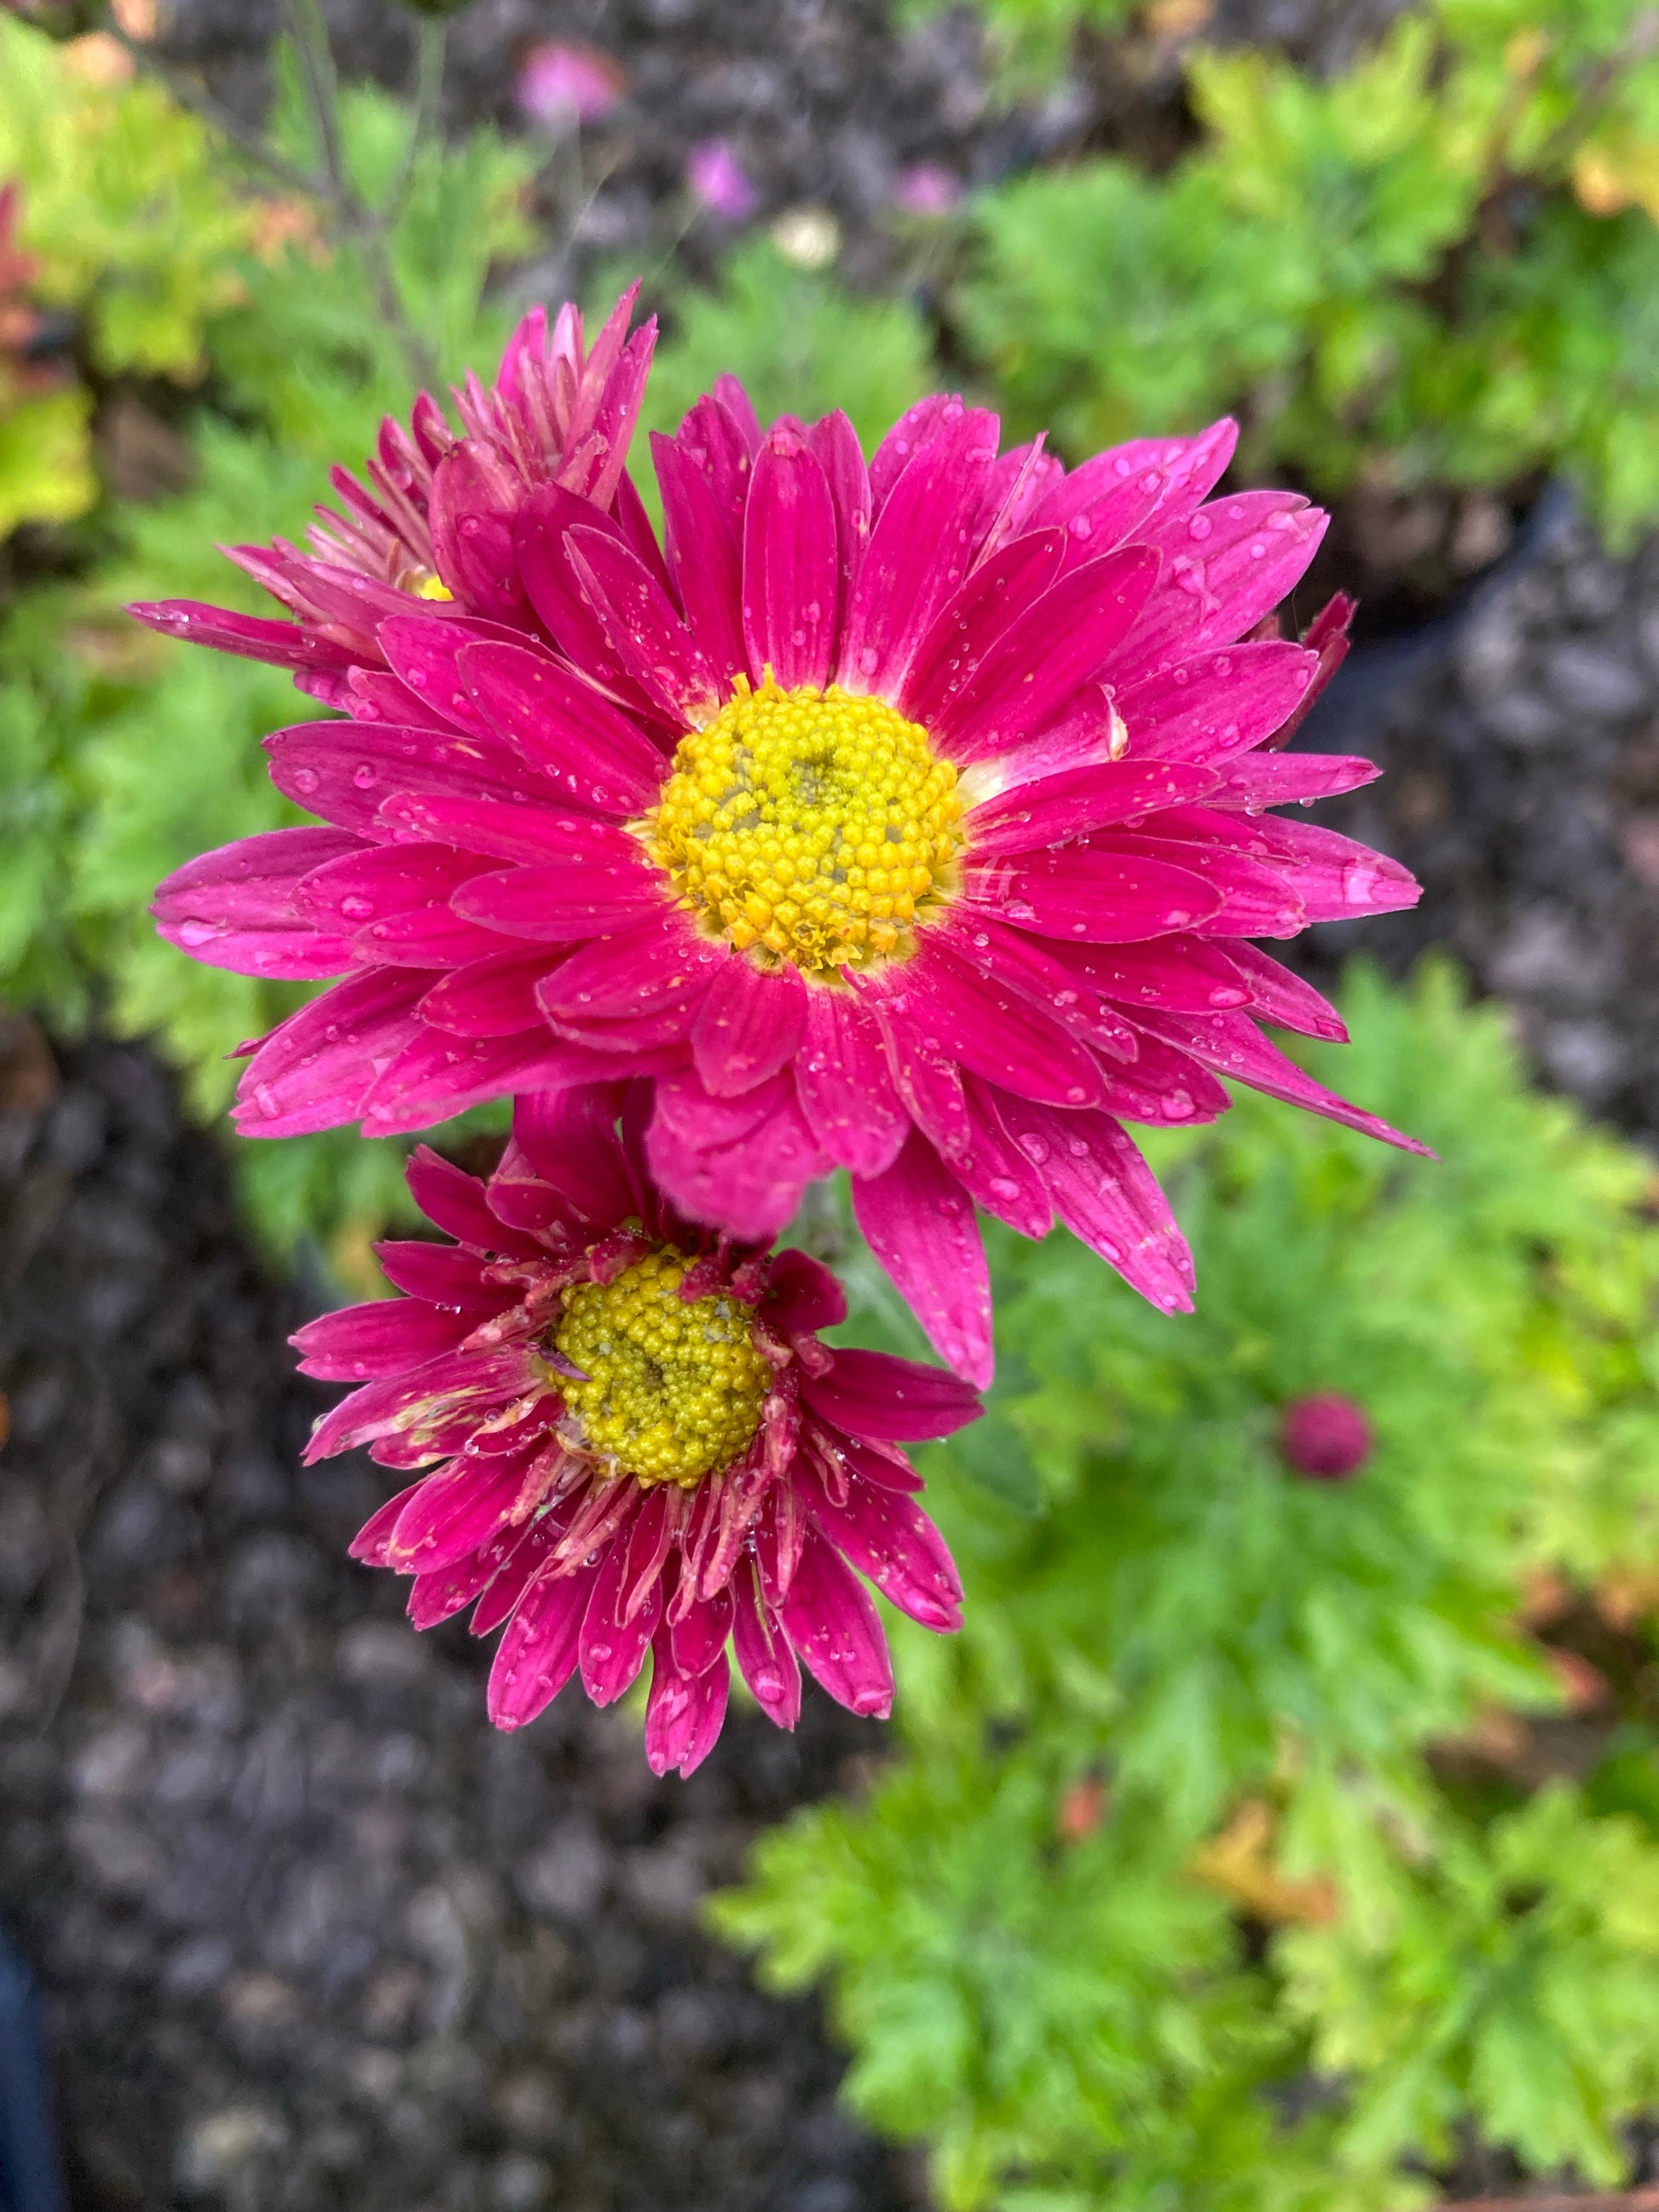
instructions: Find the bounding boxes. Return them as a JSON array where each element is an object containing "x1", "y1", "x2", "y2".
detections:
[
  {"x1": 1298, "y1": 494, "x2": 1659, "y2": 1156},
  {"x1": 0, "y1": 1025, "x2": 916, "y2": 2212}
]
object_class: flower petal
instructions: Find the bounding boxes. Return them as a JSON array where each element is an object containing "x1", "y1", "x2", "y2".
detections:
[
  {"x1": 1045, "y1": 933, "x2": 1252, "y2": 1015},
  {"x1": 963, "y1": 842, "x2": 1222, "y2": 943},
  {"x1": 808, "y1": 409, "x2": 872, "y2": 622},
  {"x1": 898, "y1": 526, "x2": 1067, "y2": 727},
  {"x1": 853, "y1": 1128, "x2": 992, "y2": 1387},
  {"x1": 128, "y1": 598, "x2": 356, "y2": 673},
  {"x1": 389, "y1": 1452, "x2": 541, "y2": 1574},
  {"x1": 580, "y1": 1523, "x2": 663, "y2": 1705},
  {"x1": 373, "y1": 1240, "x2": 505, "y2": 1308},
  {"x1": 1225, "y1": 943, "x2": 1347, "y2": 1040},
  {"x1": 418, "y1": 948, "x2": 554, "y2": 1038},
  {"x1": 838, "y1": 402, "x2": 1001, "y2": 696},
  {"x1": 1207, "y1": 752, "x2": 1380, "y2": 808},
  {"x1": 730, "y1": 1556, "x2": 801, "y2": 1730},
  {"x1": 456, "y1": 638, "x2": 668, "y2": 812},
  {"x1": 427, "y1": 439, "x2": 537, "y2": 627},
  {"x1": 303, "y1": 1343, "x2": 540, "y2": 1464},
  {"x1": 486, "y1": 1555, "x2": 604, "y2": 1730},
  {"x1": 513, "y1": 1086, "x2": 639, "y2": 1228},
  {"x1": 451, "y1": 856, "x2": 667, "y2": 942},
  {"x1": 873, "y1": 939, "x2": 1106, "y2": 1108},
  {"x1": 766, "y1": 1247, "x2": 848, "y2": 1338},
  {"x1": 669, "y1": 1586, "x2": 735, "y2": 1678},
  {"x1": 777, "y1": 1525, "x2": 893, "y2": 1719},
  {"x1": 964, "y1": 759, "x2": 1217, "y2": 854},
  {"x1": 514, "y1": 485, "x2": 665, "y2": 719},
  {"x1": 1134, "y1": 1008, "x2": 1434, "y2": 1155},
  {"x1": 867, "y1": 394, "x2": 953, "y2": 511},
  {"x1": 234, "y1": 967, "x2": 434, "y2": 1138},
  {"x1": 742, "y1": 426, "x2": 841, "y2": 690},
  {"x1": 934, "y1": 912, "x2": 1139, "y2": 1061},
  {"x1": 377, "y1": 610, "x2": 553, "y2": 742},
  {"x1": 651, "y1": 429, "x2": 747, "y2": 685},
  {"x1": 799, "y1": 1461, "x2": 962, "y2": 1632},
  {"x1": 153, "y1": 827, "x2": 361, "y2": 979},
  {"x1": 1115, "y1": 494, "x2": 1327, "y2": 682},
  {"x1": 993, "y1": 1095, "x2": 1196, "y2": 1314},
  {"x1": 690, "y1": 954, "x2": 807, "y2": 1097},
  {"x1": 295, "y1": 840, "x2": 485, "y2": 937},
  {"x1": 567, "y1": 525, "x2": 724, "y2": 724},
  {"x1": 1099, "y1": 832, "x2": 1306, "y2": 938},
  {"x1": 645, "y1": 1637, "x2": 730, "y2": 1776},
  {"x1": 1115, "y1": 640, "x2": 1319, "y2": 765},
  {"x1": 265, "y1": 719, "x2": 533, "y2": 838},
  {"x1": 358, "y1": 1026, "x2": 624, "y2": 1137},
  {"x1": 407, "y1": 1143, "x2": 544, "y2": 1255},
  {"x1": 646, "y1": 1069, "x2": 829, "y2": 1240},
  {"x1": 795, "y1": 985, "x2": 910, "y2": 1178},
  {"x1": 933, "y1": 545, "x2": 1160, "y2": 761},
  {"x1": 291, "y1": 1298, "x2": 471, "y2": 1380},
  {"x1": 801, "y1": 1347, "x2": 981, "y2": 1441}
]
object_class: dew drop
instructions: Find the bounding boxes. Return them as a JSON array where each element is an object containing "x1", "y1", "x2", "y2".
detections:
[
  {"x1": 252, "y1": 1083, "x2": 280, "y2": 1118},
  {"x1": 340, "y1": 895, "x2": 374, "y2": 921},
  {"x1": 292, "y1": 768, "x2": 321, "y2": 794},
  {"x1": 353, "y1": 764, "x2": 377, "y2": 788},
  {"x1": 1188, "y1": 513, "x2": 1212, "y2": 541}
]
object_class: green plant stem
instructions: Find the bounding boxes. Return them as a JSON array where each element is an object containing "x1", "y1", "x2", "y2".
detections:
[
  {"x1": 99, "y1": 23, "x2": 329, "y2": 199},
  {"x1": 382, "y1": 14, "x2": 446, "y2": 228},
  {"x1": 282, "y1": 0, "x2": 347, "y2": 196}
]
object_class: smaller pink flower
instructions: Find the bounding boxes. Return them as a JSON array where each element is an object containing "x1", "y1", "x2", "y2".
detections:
[
  {"x1": 297, "y1": 1086, "x2": 978, "y2": 1773},
  {"x1": 516, "y1": 40, "x2": 625, "y2": 129},
  {"x1": 893, "y1": 162, "x2": 963, "y2": 217},
  {"x1": 686, "y1": 138, "x2": 758, "y2": 222},
  {"x1": 1280, "y1": 1393, "x2": 1372, "y2": 1480}
]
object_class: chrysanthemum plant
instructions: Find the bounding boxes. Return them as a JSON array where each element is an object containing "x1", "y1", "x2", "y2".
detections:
[{"x1": 136, "y1": 274, "x2": 1423, "y2": 1761}]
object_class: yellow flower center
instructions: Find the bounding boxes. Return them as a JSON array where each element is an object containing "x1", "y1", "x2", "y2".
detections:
[
  {"x1": 552, "y1": 1250, "x2": 770, "y2": 1488},
  {"x1": 640, "y1": 674, "x2": 963, "y2": 976},
  {"x1": 393, "y1": 562, "x2": 453, "y2": 600}
]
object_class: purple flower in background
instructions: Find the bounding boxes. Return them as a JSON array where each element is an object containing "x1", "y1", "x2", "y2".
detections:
[
  {"x1": 1280, "y1": 1393, "x2": 1373, "y2": 1479},
  {"x1": 686, "y1": 137, "x2": 758, "y2": 222},
  {"x1": 893, "y1": 163, "x2": 963, "y2": 217},
  {"x1": 516, "y1": 39, "x2": 625, "y2": 129}
]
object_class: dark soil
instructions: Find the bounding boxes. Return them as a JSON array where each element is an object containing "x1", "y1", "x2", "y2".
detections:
[{"x1": 0, "y1": 1025, "x2": 916, "y2": 2212}]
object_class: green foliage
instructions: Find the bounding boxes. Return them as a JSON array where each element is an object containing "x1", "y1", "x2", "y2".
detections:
[
  {"x1": 957, "y1": 0, "x2": 1659, "y2": 538},
  {"x1": 716, "y1": 965, "x2": 1659, "y2": 2208}
]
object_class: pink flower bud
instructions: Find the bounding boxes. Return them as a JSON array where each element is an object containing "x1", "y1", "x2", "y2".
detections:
[
  {"x1": 1280, "y1": 1393, "x2": 1372, "y2": 1480},
  {"x1": 686, "y1": 137, "x2": 758, "y2": 222},
  {"x1": 516, "y1": 40, "x2": 624, "y2": 129},
  {"x1": 893, "y1": 162, "x2": 963, "y2": 217}
]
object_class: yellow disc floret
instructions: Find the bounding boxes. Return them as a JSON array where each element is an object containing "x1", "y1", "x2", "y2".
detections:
[
  {"x1": 640, "y1": 673, "x2": 963, "y2": 975},
  {"x1": 552, "y1": 1250, "x2": 770, "y2": 1488}
]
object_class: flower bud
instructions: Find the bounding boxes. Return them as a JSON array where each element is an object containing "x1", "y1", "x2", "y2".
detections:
[{"x1": 1279, "y1": 1393, "x2": 1372, "y2": 1480}]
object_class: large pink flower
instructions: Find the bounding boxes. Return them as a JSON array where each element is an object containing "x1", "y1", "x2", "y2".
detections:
[
  {"x1": 297, "y1": 1089, "x2": 977, "y2": 1772},
  {"x1": 147, "y1": 361, "x2": 1425, "y2": 1386},
  {"x1": 131, "y1": 285, "x2": 656, "y2": 691}
]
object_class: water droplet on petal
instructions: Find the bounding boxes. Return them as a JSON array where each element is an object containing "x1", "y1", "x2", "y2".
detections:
[{"x1": 292, "y1": 768, "x2": 321, "y2": 794}]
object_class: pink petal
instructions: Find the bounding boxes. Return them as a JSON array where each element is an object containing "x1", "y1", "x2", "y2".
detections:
[
  {"x1": 872, "y1": 940, "x2": 1105, "y2": 1108},
  {"x1": 580, "y1": 1523, "x2": 663, "y2": 1704},
  {"x1": 971, "y1": 436, "x2": 1065, "y2": 566},
  {"x1": 934, "y1": 912, "x2": 1140, "y2": 1061},
  {"x1": 295, "y1": 839, "x2": 485, "y2": 934},
  {"x1": 801, "y1": 1347, "x2": 981, "y2": 1441},
  {"x1": 469, "y1": 1510, "x2": 570, "y2": 1639},
  {"x1": 993, "y1": 1095, "x2": 1196, "y2": 1313},
  {"x1": 456, "y1": 639, "x2": 668, "y2": 812},
  {"x1": 350, "y1": 1481, "x2": 426, "y2": 1565},
  {"x1": 153, "y1": 827, "x2": 360, "y2": 979},
  {"x1": 127, "y1": 597, "x2": 356, "y2": 673},
  {"x1": 766, "y1": 1247, "x2": 847, "y2": 1338},
  {"x1": 800, "y1": 1464, "x2": 962, "y2": 1632},
  {"x1": 291, "y1": 1298, "x2": 471, "y2": 1380},
  {"x1": 673, "y1": 394, "x2": 754, "y2": 527},
  {"x1": 1115, "y1": 495, "x2": 1327, "y2": 682},
  {"x1": 420, "y1": 948, "x2": 557, "y2": 1037},
  {"x1": 690, "y1": 954, "x2": 807, "y2": 1097},
  {"x1": 487, "y1": 1555, "x2": 604, "y2": 1729},
  {"x1": 934, "y1": 546, "x2": 1160, "y2": 761},
  {"x1": 898, "y1": 526, "x2": 1067, "y2": 728},
  {"x1": 808, "y1": 409, "x2": 872, "y2": 622},
  {"x1": 567, "y1": 527, "x2": 723, "y2": 724},
  {"x1": 1207, "y1": 752, "x2": 1380, "y2": 808},
  {"x1": 389, "y1": 1453, "x2": 539, "y2": 1574},
  {"x1": 668, "y1": 1585, "x2": 734, "y2": 1678},
  {"x1": 868, "y1": 996, "x2": 970, "y2": 1163},
  {"x1": 358, "y1": 1026, "x2": 621, "y2": 1137},
  {"x1": 1099, "y1": 831, "x2": 1306, "y2": 938},
  {"x1": 350, "y1": 902, "x2": 512, "y2": 970},
  {"x1": 408, "y1": 1533, "x2": 521, "y2": 1631},
  {"x1": 777, "y1": 1526, "x2": 893, "y2": 1719},
  {"x1": 265, "y1": 719, "x2": 533, "y2": 839},
  {"x1": 426, "y1": 439, "x2": 536, "y2": 628},
  {"x1": 514, "y1": 486, "x2": 664, "y2": 719},
  {"x1": 1135, "y1": 1008, "x2": 1433, "y2": 1155},
  {"x1": 373, "y1": 1240, "x2": 505, "y2": 1308},
  {"x1": 1225, "y1": 944, "x2": 1347, "y2": 1040},
  {"x1": 651, "y1": 430, "x2": 747, "y2": 685},
  {"x1": 646, "y1": 1071, "x2": 829, "y2": 1240},
  {"x1": 450, "y1": 856, "x2": 667, "y2": 942},
  {"x1": 534, "y1": 914, "x2": 721, "y2": 1022},
  {"x1": 795, "y1": 985, "x2": 910, "y2": 1178},
  {"x1": 1198, "y1": 811, "x2": 1419, "y2": 921},
  {"x1": 837, "y1": 402, "x2": 1001, "y2": 696},
  {"x1": 852, "y1": 1129, "x2": 992, "y2": 1386},
  {"x1": 713, "y1": 375, "x2": 762, "y2": 453},
  {"x1": 373, "y1": 790, "x2": 639, "y2": 869},
  {"x1": 645, "y1": 1639, "x2": 731, "y2": 1776},
  {"x1": 303, "y1": 1343, "x2": 540, "y2": 1464},
  {"x1": 946, "y1": 1074, "x2": 1053, "y2": 1237},
  {"x1": 964, "y1": 759, "x2": 1217, "y2": 855},
  {"x1": 1044, "y1": 933, "x2": 1252, "y2": 1015},
  {"x1": 963, "y1": 843, "x2": 1222, "y2": 943},
  {"x1": 866, "y1": 394, "x2": 953, "y2": 511},
  {"x1": 1116, "y1": 640, "x2": 1319, "y2": 765},
  {"x1": 233, "y1": 967, "x2": 432, "y2": 1138},
  {"x1": 1029, "y1": 453, "x2": 1168, "y2": 570},
  {"x1": 611, "y1": 467, "x2": 678, "y2": 602},
  {"x1": 742, "y1": 426, "x2": 841, "y2": 690},
  {"x1": 1092, "y1": 1032, "x2": 1230, "y2": 1125},
  {"x1": 730, "y1": 1556, "x2": 801, "y2": 1729},
  {"x1": 376, "y1": 610, "x2": 548, "y2": 742},
  {"x1": 407, "y1": 1144, "x2": 544, "y2": 1254},
  {"x1": 513, "y1": 1086, "x2": 637, "y2": 1227},
  {"x1": 1265, "y1": 591, "x2": 1355, "y2": 749}
]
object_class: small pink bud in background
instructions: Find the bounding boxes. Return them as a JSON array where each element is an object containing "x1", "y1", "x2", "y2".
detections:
[
  {"x1": 516, "y1": 39, "x2": 625, "y2": 130},
  {"x1": 686, "y1": 137, "x2": 758, "y2": 222},
  {"x1": 893, "y1": 162, "x2": 963, "y2": 217},
  {"x1": 1280, "y1": 1393, "x2": 1373, "y2": 1480}
]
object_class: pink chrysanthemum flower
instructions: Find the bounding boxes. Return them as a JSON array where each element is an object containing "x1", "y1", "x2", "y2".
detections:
[
  {"x1": 296, "y1": 1088, "x2": 978, "y2": 1771},
  {"x1": 146, "y1": 360, "x2": 1425, "y2": 1385},
  {"x1": 130, "y1": 285, "x2": 655, "y2": 691}
]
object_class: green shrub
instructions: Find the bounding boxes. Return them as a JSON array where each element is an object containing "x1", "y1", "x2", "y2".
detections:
[
  {"x1": 956, "y1": 0, "x2": 1659, "y2": 537},
  {"x1": 715, "y1": 964, "x2": 1659, "y2": 2208}
]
